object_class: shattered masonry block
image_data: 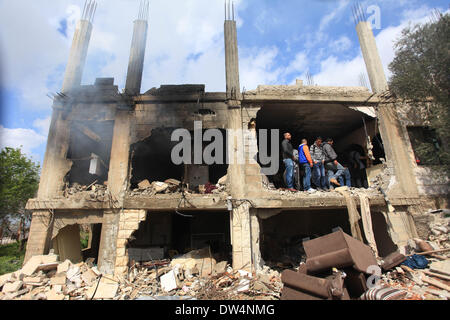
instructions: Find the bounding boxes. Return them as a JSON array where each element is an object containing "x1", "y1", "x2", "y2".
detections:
[
  {"x1": 138, "y1": 180, "x2": 151, "y2": 190},
  {"x1": 2, "y1": 281, "x2": 23, "y2": 293}
]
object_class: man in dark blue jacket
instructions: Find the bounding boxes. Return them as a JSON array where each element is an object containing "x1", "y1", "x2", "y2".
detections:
[{"x1": 281, "y1": 133, "x2": 296, "y2": 192}]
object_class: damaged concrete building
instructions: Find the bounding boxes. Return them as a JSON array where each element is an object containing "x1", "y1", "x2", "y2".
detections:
[{"x1": 24, "y1": 1, "x2": 449, "y2": 278}]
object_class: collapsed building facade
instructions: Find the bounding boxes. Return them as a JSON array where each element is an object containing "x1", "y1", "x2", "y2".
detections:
[{"x1": 24, "y1": 1, "x2": 449, "y2": 277}]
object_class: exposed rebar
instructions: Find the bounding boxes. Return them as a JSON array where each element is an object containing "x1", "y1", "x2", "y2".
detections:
[
  {"x1": 137, "y1": 0, "x2": 149, "y2": 21},
  {"x1": 352, "y1": 2, "x2": 367, "y2": 25},
  {"x1": 225, "y1": 0, "x2": 235, "y2": 21},
  {"x1": 232, "y1": 1, "x2": 235, "y2": 21},
  {"x1": 81, "y1": 0, "x2": 97, "y2": 23}
]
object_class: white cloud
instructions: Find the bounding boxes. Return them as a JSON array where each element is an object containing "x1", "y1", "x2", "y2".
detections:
[
  {"x1": 0, "y1": 125, "x2": 46, "y2": 160},
  {"x1": 307, "y1": 5, "x2": 445, "y2": 88},
  {"x1": 0, "y1": 0, "x2": 248, "y2": 110},
  {"x1": 331, "y1": 36, "x2": 352, "y2": 52},
  {"x1": 240, "y1": 46, "x2": 284, "y2": 90},
  {"x1": 33, "y1": 116, "x2": 51, "y2": 136},
  {"x1": 319, "y1": 0, "x2": 350, "y2": 32}
]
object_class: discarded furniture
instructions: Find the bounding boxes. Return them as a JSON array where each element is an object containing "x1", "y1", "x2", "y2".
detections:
[
  {"x1": 281, "y1": 230, "x2": 379, "y2": 300},
  {"x1": 281, "y1": 270, "x2": 350, "y2": 300},
  {"x1": 381, "y1": 251, "x2": 406, "y2": 271},
  {"x1": 303, "y1": 230, "x2": 378, "y2": 274}
]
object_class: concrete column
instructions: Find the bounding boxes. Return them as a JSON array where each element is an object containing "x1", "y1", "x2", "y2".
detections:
[
  {"x1": 24, "y1": 212, "x2": 55, "y2": 263},
  {"x1": 98, "y1": 110, "x2": 133, "y2": 274},
  {"x1": 106, "y1": 110, "x2": 133, "y2": 202},
  {"x1": 227, "y1": 106, "x2": 245, "y2": 198},
  {"x1": 356, "y1": 21, "x2": 388, "y2": 93},
  {"x1": 36, "y1": 109, "x2": 73, "y2": 199},
  {"x1": 125, "y1": 20, "x2": 148, "y2": 95},
  {"x1": 230, "y1": 203, "x2": 261, "y2": 272},
  {"x1": 62, "y1": 20, "x2": 93, "y2": 93},
  {"x1": 224, "y1": 20, "x2": 241, "y2": 100},
  {"x1": 356, "y1": 21, "x2": 418, "y2": 197},
  {"x1": 24, "y1": 108, "x2": 72, "y2": 263}
]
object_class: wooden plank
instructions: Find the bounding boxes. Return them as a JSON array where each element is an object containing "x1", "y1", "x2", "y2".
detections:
[
  {"x1": 75, "y1": 123, "x2": 101, "y2": 142},
  {"x1": 422, "y1": 270, "x2": 450, "y2": 282},
  {"x1": 422, "y1": 274, "x2": 450, "y2": 291}
]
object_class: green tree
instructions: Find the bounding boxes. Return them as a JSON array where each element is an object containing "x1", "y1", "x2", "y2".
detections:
[
  {"x1": 388, "y1": 12, "x2": 450, "y2": 172},
  {"x1": 0, "y1": 147, "x2": 40, "y2": 250}
]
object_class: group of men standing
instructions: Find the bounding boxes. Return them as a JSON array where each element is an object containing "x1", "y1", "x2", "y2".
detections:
[{"x1": 282, "y1": 133, "x2": 356, "y2": 192}]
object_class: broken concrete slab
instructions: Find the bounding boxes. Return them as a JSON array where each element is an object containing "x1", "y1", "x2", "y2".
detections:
[
  {"x1": 20, "y1": 254, "x2": 59, "y2": 276},
  {"x1": 138, "y1": 179, "x2": 151, "y2": 190},
  {"x1": 429, "y1": 260, "x2": 450, "y2": 277},
  {"x1": 50, "y1": 273, "x2": 67, "y2": 286},
  {"x1": 86, "y1": 277, "x2": 119, "y2": 299},
  {"x1": 165, "y1": 179, "x2": 181, "y2": 186},
  {"x1": 57, "y1": 260, "x2": 72, "y2": 274},
  {"x1": 0, "y1": 273, "x2": 14, "y2": 288},
  {"x1": 81, "y1": 268, "x2": 98, "y2": 286},
  {"x1": 152, "y1": 181, "x2": 169, "y2": 193},
  {"x1": 37, "y1": 262, "x2": 59, "y2": 272},
  {"x1": 23, "y1": 276, "x2": 44, "y2": 286},
  {"x1": 160, "y1": 270, "x2": 179, "y2": 292},
  {"x1": 2, "y1": 281, "x2": 23, "y2": 293},
  {"x1": 171, "y1": 248, "x2": 217, "y2": 276},
  {"x1": 45, "y1": 288, "x2": 65, "y2": 301}
]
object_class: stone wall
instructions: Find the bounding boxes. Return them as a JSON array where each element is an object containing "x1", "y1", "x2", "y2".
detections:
[{"x1": 114, "y1": 209, "x2": 147, "y2": 276}]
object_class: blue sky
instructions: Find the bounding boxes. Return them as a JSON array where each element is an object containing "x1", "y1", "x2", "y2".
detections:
[{"x1": 0, "y1": 0, "x2": 448, "y2": 166}]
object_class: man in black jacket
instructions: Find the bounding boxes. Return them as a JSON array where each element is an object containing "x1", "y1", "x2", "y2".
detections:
[{"x1": 281, "y1": 133, "x2": 297, "y2": 192}]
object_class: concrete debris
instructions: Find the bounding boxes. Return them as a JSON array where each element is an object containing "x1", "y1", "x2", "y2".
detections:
[
  {"x1": 217, "y1": 175, "x2": 227, "y2": 186},
  {"x1": 137, "y1": 179, "x2": 151, "y2": 190},
  {"x1": 2, "y1": 281, "x2": 23, "y2": 293},
  {"x1": 279, "y1": 226, "x2": 450, "y2": 300},
  {"x1": 373, "y1": 210, "x2": 450, "y2": 300},
  {"x1": 266, "y1": 185, "x2": 381, "y2": 199},
  {"x1": 63, "y1": 183, "x2": 108, "y2": 202},
  {"x1": 0, "y1": 255, "x2": 119, "y2": 301},
  {"x1": 113, "y1": 260, "x2": 282, "y2": 300},
  {"x1": 160, "y1": 270, "x2": 179, "y2": 292},
  {"x1": 129, "y1": 179, "x2": 226, "y2": 197},
  {"x1": 20, "y1": 254, "x2": 59, "y2": 276}
]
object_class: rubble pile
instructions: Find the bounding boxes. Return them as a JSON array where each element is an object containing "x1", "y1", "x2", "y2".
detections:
[
  {"x1": 266, "y1": 185, "x2": 380, "y2": 198},
  {"x1": 413, "y1": 209, "x2": 450, "y2": 249},
  {"x1": 128, "y1": 179, "x2": 181, "y2": 197},
  {"x1": 0, "y1": 255, "x2": 113, "y2": 300},
  {"x1": 374, "y1": 209, "x2": 450, "y2": 300},
  {"x1": 129, "y1": 178, "x2": 226, "y2": 197},
  {"x1": 280, "y1": 228, "x2": 450, "y2": 300},
  {"x1": 63, "y1": 183, "x2": 108, "y2": 202},
  {"x1": 0, "y1": 249, "x2": 282, "y2": 300},
  {"x1": 116, "y1": 248, "x2": 281, "y2": 300},
  {"x1": 116, "y1": 263, "x2": 282, "y2": 301}
]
